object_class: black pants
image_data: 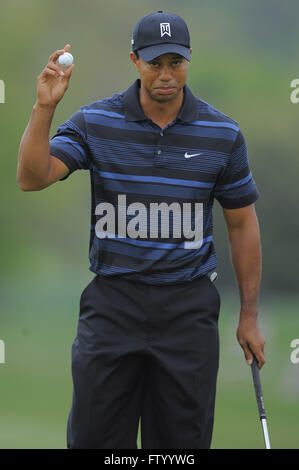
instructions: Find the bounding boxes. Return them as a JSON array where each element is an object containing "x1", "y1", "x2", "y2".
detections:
[{"x1": 67, "y1": 273, "x2": 221, "y2": 449}]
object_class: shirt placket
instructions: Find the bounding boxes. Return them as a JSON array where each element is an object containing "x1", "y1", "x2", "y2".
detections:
[{"x1": 148, "y1": 119, "x2": 178, "y2": 171}]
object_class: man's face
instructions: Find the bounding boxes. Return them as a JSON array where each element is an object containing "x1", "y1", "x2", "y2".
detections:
[{"x1": 130, "y1": 51, "x2": 191, "y2": 103}]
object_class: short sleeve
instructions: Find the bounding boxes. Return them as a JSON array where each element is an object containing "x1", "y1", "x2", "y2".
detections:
[
  {"x1": 214, "y1": 130, "x2": 259, "y2": 209},
  {"x1": 49, "y1": 110, "x2": 91, "y2": 181}
]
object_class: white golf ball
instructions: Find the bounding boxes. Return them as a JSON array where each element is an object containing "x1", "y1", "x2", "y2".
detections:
[{"x1": 58, "y1": 52, "x2": 74, "y2": 67}]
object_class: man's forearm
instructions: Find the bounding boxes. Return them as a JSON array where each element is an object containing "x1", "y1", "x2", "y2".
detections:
[
  {"x1": 17, "y1": 102, "x2": 56, "y2": 190},
  {"x1": 227, "y1": 216, "x2": 262, "y2": 313}
]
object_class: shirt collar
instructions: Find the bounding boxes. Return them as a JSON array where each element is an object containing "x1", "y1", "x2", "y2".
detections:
[{"x1": 122, "y1": 79, "x2": 198, "y2": 123}]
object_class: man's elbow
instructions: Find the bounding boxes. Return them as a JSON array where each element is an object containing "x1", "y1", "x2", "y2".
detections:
[{"x1": 17, "y1": 177, "x2": 44, "y2": 192}]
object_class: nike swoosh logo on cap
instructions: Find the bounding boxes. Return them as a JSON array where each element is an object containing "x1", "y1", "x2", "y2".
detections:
[{"x1": 184, "y1": 152, "x2": 202, "y2": 158}]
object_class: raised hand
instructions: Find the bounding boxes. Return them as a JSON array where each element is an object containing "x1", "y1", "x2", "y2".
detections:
[{"x1": 36, "y1": 44, "x2": 74, "y2": 107}]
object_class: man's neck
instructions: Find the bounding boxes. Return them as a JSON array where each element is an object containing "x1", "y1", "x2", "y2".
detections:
[{"x1": 139, "y1": 86, "x2": 184, "y2": 129}]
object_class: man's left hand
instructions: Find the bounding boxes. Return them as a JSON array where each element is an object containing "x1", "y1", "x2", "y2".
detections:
[{"x1": 236, "y1": 311, "x2": 266, "y2": 369}]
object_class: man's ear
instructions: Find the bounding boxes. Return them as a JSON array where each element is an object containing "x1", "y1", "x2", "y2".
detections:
[{"x1": 130, "y1": 51, "x2": 139, "y2": 71}]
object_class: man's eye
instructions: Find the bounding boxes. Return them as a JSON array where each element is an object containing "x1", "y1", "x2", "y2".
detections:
[
  {"x1": 172, "y1": 60, "x2": 182, "y2": 66},
  {"x1": 150, "y1": 62, "x2": 160, "y2": 67}
]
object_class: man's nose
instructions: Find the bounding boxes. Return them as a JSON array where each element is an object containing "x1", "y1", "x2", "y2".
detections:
[{"x1": 158, "y1": 65, "x2": 172, "y2": 81}]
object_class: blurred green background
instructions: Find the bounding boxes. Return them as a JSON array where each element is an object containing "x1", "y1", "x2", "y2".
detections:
[{"x1": 1, "y1": 0, "x2": 299, "y2": 449}]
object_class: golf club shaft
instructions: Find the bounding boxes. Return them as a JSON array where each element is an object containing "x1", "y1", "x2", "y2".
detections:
[
  {"x1": 261, "y1": 418, "x2": 271, "y2": 449},
  {"x1": 251, "y1": 355, "x2": 271, "y2": 449}
]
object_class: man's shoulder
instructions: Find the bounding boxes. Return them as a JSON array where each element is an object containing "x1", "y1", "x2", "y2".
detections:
[{"x1": 192, "y1": 93, "x2": 240, "y2": 130}]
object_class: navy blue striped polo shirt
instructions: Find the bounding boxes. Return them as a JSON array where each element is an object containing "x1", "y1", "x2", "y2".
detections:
[{"x1": 49, "y1": 78, "x2": 259, "y2": 285}]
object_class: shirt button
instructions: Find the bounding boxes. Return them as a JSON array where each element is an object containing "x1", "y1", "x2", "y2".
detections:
[{"x1": 157, "y1": 150, "x2": 162, "y2": 155}]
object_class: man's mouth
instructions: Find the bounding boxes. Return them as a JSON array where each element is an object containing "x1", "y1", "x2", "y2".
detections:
[{"x1": 155, "y1": 87, "x2": 176, "y2": 94}]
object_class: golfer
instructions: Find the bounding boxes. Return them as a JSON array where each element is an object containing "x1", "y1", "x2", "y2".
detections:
[{"x1": 17, "y1": 11, "x2": 266, "y2": 449}]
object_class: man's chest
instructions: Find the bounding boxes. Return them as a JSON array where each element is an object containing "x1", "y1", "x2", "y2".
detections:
[
  {"x1": 86, "y1": 115, "x2": 235, "y2": 202},
  {"x1": 90, "y1": 137, "x2": 228, "y2": 203}
]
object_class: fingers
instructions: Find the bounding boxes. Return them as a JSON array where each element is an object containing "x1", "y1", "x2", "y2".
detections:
[
  {"x1": 46, "y1": 62, "x2": 65, "y2": 77},
  {"x1": 48, "y1": 44, "x2": 71, "y2": 65},
  {"x1": 237, "y1": 317, "x2": 266, "y2": 370},
  {"x1": 240, "y1": 341, "x2": 266, "y2": 369},
  {"x1": 48, "y1": 48, "x2": 65, "y2": 65},
  {"x1": 41, "y1": 45, "x2": 74, "y2": 81},
  {"x1": 248, "y1": 333, "x2": 266, "y2": 369},
  {"x1": 250, "y1": 346, "x2": 266, "y2": 369},
  {"x1": 42, "y1": 67, "x2": 57, "y2": 78},
  {"x1": 42, "y1": 63, "x2": 74, "y2": 81},
  {"x1": 63, "y1": 63, "x2": 74, "y2": 78},
  {"x1": 239, "y1": 341, "x2": 254, "y2": 366}
]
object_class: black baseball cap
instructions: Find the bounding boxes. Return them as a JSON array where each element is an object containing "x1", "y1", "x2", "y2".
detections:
[{"x1": 131, "y1": 11, "x2": 191, "y2": 62}]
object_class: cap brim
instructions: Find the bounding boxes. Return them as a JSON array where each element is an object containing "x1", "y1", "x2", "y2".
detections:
[{"x1": 137, "y1": 43, "x2": 191, "y2": 62}]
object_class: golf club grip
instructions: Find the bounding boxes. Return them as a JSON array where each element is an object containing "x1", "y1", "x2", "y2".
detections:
[{"x1": 251, "y1": 356, "x2": 266, "y2": 420}]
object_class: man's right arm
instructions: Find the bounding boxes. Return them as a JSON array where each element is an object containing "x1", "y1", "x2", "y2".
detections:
[
  {"x1": 17, "y1": 103, "x2": 70, "y2": 191},
  {"x1": 17, "y1": 44, "x2": 74, "y2": 191}
]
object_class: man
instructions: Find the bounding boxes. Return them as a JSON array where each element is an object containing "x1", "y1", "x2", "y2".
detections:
[{"x1": 17, "y1": 11, "x2": 265, "y2": 449}]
